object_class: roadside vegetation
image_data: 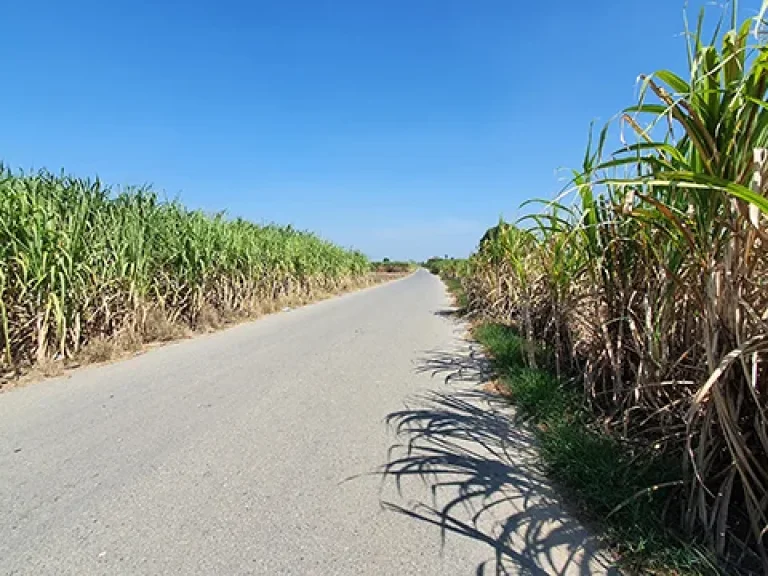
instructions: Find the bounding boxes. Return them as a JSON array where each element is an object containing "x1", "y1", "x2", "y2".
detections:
[
  {"x1": 436, "y1": 5, "x2": 768, "y2": 574},
  {"x1": 371, "y1": 259, "x2": 416, "y2": 274},
  {"x1": 423, "y1": 257, "x2": 466, "y2": 278},
  {"x1": 473, "y1": 319, "x2": 719, "y2": 574},
  {"x1": 0, "y1": 167, "x2": 371, "y2": 385},
  {"x1": 423, "y1": 257, "x2": 468, "y2": 306}
]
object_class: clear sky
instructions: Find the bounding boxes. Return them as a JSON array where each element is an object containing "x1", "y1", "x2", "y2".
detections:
[{"x1": 2, "y1": 1, "x2": 763, "y2": 260}]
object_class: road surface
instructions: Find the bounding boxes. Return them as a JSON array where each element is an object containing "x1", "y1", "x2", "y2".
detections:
[{"x1": 0, "y1": 270, "x2": 615, "y2": 575}]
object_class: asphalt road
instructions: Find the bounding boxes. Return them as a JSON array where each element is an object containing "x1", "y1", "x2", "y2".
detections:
[{"x1": 0, "y1": 269, "x2": 615, "y2": 575}]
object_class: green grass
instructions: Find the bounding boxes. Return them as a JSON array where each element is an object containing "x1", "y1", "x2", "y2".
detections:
[
  {"x1": 472, "y1": 321, "x2": 720, "y2": 575},
  {"x1": 442, "y1": 277, "x2": 468, "y2": 309},
  {"x1": 429, "y1": 261, "x2": 469, "y2": 309}
]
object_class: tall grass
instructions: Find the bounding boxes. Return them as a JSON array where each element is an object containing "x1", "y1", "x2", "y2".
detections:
[
  {"x1": 0, "y1": 167, "x2": 369, "y2": 380},
  {"x1": 457, "y1": 5, "x2": 768, "y2": 572}
]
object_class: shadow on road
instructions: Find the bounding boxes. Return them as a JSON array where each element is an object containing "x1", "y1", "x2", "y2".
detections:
[
  {"x1": 433, "y1": 308, "x2": 463, "y2": 319},
  {"x1": 415, "y1": 343, "x2": 494, "y2": 385},
  {"x1": 379, "y1": 344, "x2": 617, "y2": 575}
]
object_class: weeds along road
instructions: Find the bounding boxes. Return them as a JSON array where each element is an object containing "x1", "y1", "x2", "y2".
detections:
[{"x1": 0, "y1": 269, "x2": 615, "y2": 575}]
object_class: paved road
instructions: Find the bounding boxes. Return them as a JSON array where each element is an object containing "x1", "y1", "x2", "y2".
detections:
[{"x1": 0, "y1": 270, "x2": 615, "y2": 575}]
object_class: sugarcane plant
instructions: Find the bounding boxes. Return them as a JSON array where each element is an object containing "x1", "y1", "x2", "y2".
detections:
[
  {"x1": 458, "y1": 3, "x2": 768, "y2": 571},
  {"x1": 0, "y1": 168, "x2": 370, "y2": 380}
]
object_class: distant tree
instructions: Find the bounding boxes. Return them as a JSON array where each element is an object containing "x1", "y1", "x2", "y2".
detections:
[{"x1": 383, "y1": 257, "x2": 390, "y2": 262}]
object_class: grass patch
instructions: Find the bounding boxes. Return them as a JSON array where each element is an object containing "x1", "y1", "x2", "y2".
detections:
[
  {"x1": 431, "y1": 269, "x2": 468, "y2": 310},
  {"x1": 442, "y1": 277, "x2": 468, "y2": 309},
  {"x1": 473, "y1": 322, "x2": 720, "y2": 575}
]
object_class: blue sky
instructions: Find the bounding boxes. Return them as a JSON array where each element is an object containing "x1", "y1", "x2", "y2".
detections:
[{"x1": 2, "y1": 1, "x2": 762, "y2": 260}]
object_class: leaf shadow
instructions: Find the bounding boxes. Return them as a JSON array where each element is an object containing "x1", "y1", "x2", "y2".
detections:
[{"x1": 378, "y1": 344, "x2": 619, "y2": 575}]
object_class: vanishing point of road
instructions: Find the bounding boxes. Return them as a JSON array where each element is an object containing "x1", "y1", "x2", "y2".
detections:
[{"x1": 0, "y1": 270, "x2": 615, "y2": 575}]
